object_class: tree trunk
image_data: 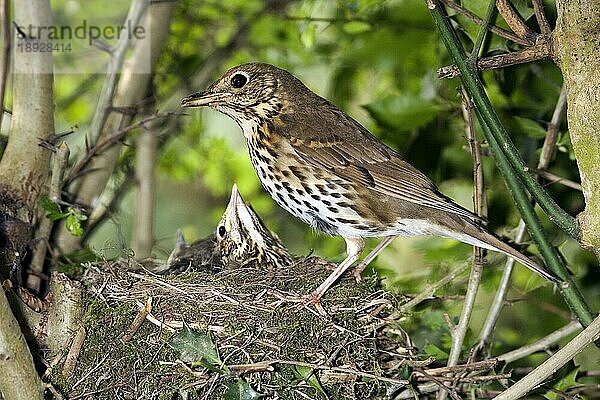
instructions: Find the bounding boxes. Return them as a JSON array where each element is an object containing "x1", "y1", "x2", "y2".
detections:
[
  {"x1": 0, "y1": 0, "x2": 55, "y2": 279},
  {"x1": 554, "y1": 0, "x2": 600, "y2": 258}
]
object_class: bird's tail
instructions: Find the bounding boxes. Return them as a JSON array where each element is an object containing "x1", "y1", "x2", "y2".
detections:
[{"x1": 433, "y1": 222, "x2": 559, "y2": 283}]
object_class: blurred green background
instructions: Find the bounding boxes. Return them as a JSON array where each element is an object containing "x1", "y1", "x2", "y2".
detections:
[{"x1": 47, "y1": 0, "x2": 598, "y2": 375}]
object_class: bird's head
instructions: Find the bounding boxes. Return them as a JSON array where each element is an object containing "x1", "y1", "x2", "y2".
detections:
[
  {"x1": 181, "y1": 63, "x2": 291, "y2": 127},
  {"x1": 216, "y1": 184, "x2": 292, "y2": 269}
]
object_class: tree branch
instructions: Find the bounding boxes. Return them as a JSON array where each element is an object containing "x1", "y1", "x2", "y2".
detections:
[
  {"x1": 437, "y1": 40, "x2": 552, "y2": 79},
  {"x1": 495, "y1": 314, "x2": 600, "y2": 399}
]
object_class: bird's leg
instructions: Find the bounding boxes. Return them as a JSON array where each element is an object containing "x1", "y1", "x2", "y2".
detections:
[
  {"x1": 352, "y1": 235, "x2": 397, "y2": 280},
  {"x1": 306, "y1": 237, "x2": 365, "y2": 304}
]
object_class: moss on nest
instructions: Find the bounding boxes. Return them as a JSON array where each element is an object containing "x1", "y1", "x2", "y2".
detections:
[{"x1": 51, "y1": 259, "x2": 411, "y2": 399}]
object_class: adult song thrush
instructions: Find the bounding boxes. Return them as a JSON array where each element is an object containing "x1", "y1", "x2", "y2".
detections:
[{"x1": 181, "y1": 63, "x2": 556, "y2": 303}]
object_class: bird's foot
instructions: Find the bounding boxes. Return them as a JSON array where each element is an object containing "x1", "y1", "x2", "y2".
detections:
[
  {"x1": 269, "y1": 290, "x2": 327, "y2": 316},
  {"x1": 351, "y1": 262, "x2": 368, "y2": 282}
]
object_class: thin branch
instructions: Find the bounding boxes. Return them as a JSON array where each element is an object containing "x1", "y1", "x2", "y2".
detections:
[
  {"x1": 438, "y1": 40, "x2": 552, "y2": 79},
  {"x1": 396, "y1": 262, "x2": 471, "y2": 313},
  {"x1": 532, "y1": 168, "x2": 582, "y2": 191},
  {"x1": 531, "y1": 0, "x2": 551, "y2": 35},
  {"x1": 495, "y1": 0, "x2": 537, "y2": 44},
  {"x1": 0, "y1": 0, "x2": 10, "y2": 131},
  {"x1": 132, "y1": 88, "x2": 158, "y2": 260},
  {"x1": 438, "y1": 89, "x2": 487, "y2": 400},
  {"x1": 469, "y1": 0, "x2": 497, "y2": 63},
  {"x1": 62, "y1": 325, "x2": 87, "y2": 380},
  {"x1": 495, "y1": 314, "x2": 600, "y2": 400},
  {"x1": 439, "y1": 0, "x2": 529, "y2": 46},
  {"x1": 498, "y1": 321, "x2": 582, "y2": 364},
  {"x1": 66, "y1": 112, "x2": 177, "y2": 185},
  {"x1": 472, "y1": 86, "x2": 568, "y2": 357},
  {"x1": 29, "y1": 142, "x2": 70, "y2": 291},
  {"x1": 86, "y1": 0, "x2": 148, "y2": 147}
]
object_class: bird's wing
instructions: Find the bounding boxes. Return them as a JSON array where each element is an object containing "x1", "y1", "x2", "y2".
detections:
[{"x1": 276, "y1": 109, "x2": 481, "y2": 221}]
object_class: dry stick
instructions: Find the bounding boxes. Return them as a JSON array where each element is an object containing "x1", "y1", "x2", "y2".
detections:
[
  {"x1": 494, "y1": 314, "x2": 600, "y2": 400},
  {"x1": 62, "y1": 325, "x2": 87, "y2": 380},
  {"x1": 437, "y1": 88, "x2": 488, "y2": 400},
  {"x1": 437, "y1": 40, "x2": 552, "y2": 79},
  {"x1": 29, "y1": 142, "x2": 70, "y2": 291},
  {"x1": 473, "y1": 86, "x2": 567, "y2": 357},
  {"x1": 396, "y1": 261, "x2": 471, "y2": 312},
  {"x1": 439, "y1": 0, "x2": 529, "y2": 46},
  {"x1": 531, "y1": 168, "x2": 582, "y2": 191},
  {"x1": 86, "y1": 0, "x2": 148, "y2": 147},
  {"x1": 531, "y1": 0, "x2": 551, "y2": 35},
  {"x1": 121, "y1": 297, "x2": 152, "y2": 343},
  {"x1": 495, "y1": 0, "x2": 537, "y2": 43},
  {"x1": 0, "y1": 0, "x2": 9, "y2": 131},
  {"x1": 498, "y1": 321, "x2": 581, "y2": 364}
]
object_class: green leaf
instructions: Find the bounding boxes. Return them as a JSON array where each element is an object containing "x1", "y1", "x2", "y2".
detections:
[
  {"x1": 293, "y1": 365, "x2": 326, "y2": 396},
  {"x1": 223, "y1": 379, "x2": 262, "y2": 400},
  {"x1": 364, "y1": 94, "x2": 444, "y2": 132},
  {"x1": 40, "y1": 196, "x2": 62, "y2": 215},
  {"x1": 544, "y1": 367, "x2": 581, "y2": 400},
  {"x1": 300, "y1": 24, "x2": 316, "y2": 49},
  {"x1": 513, "y1": 116, "x2": 547, "y2": 139},
  {"x1": 423, "y1": 344, "x2": 448, "y2": 360},
  {"x1": 169, "y1": 325, "x2": 225, "y2": 373},
  {"x1": 65, "y1": 214, "x2": 84, "y2": 237},
  {"x1": 342, "y1": 21, "x2": 371, "y2": 34},
  {"x1": 40, "y1": 197, "x2": 68, "y2": 221}
]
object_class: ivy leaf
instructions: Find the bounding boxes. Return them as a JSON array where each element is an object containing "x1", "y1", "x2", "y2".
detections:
[
  {"x1": 223, "y1": 379, "x2": 262, "y2": 400},
  {"x1": 364, "y1": 94, "x2": 444, "y2": 132},
  {"x1": 293, "y1": 365, "x2": 326, "y2": 396},
  {"x1": 168, "y1": 325, "x2": 226, "y2": 373}
]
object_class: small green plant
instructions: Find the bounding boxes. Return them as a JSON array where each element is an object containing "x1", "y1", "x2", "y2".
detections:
[{"x1": 40, "y1": 197, "x2": 88, "y2": 237}]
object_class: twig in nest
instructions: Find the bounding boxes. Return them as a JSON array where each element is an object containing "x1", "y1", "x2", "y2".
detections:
[
  {"x1": 121, "y1": 297, "x2": 152, "y2": 343},
  {"x1": 438, "y1": 40, "x2": 552, "y2": 79},
  {"x1": 63, "y1": 325, "x2": 87, "y2": 380}
]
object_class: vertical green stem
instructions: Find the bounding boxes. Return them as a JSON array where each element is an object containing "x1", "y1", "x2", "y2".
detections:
[
  {"x1": 427, "y1": 0, "x2": 579, "y2": 240},
  {"x1": 427, "y1": 0, "x2": 595, "y2": 327}
]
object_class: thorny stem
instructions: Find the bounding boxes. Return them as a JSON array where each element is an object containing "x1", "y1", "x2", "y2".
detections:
[{"x1": 427, "y1": 0, "x2": 594, "y2": 329}]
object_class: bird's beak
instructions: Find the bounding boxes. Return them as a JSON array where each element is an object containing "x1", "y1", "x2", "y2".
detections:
[
  {"x1": 181, "y1": 91, "x2": 224, "y2": 108},
  {"x1": 229, "y1": 184, "x2": 241, "y2": 209}
]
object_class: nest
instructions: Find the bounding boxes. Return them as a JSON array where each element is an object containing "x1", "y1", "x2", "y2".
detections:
[{"x1": 51, "y1": 257, "x2": 416, "y2": 399}]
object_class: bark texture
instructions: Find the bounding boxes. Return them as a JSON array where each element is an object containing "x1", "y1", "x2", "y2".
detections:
[{"x1": 554, "y1": 0, "x2": 600, "y2": 258}]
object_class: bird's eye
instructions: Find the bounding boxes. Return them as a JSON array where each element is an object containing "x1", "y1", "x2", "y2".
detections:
[
  {"x1": 218, "y1": 225, "x2": 227, "y2": 238},
  {"x1": 230, "y1": 73, "x2": 248, "y2": 88}
]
